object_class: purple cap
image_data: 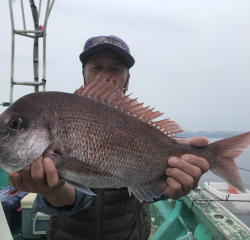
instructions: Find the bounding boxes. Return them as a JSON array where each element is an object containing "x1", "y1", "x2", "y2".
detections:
[{"x1": 79, "y1": 35, "x2": 135, "y2": 69}]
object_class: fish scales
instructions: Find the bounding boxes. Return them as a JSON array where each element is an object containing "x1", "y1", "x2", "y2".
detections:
[
  {"x1": 45, "y1": 93, "x2": 172, "y2": 187},
  {"x1": 0, "y1": 73, "x2": 250, "y2": 202},
  {"x1": 43, "y1": 92, "x2": 210, "y2": 188}
]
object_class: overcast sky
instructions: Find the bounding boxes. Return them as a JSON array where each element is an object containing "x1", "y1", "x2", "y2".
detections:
[{"x1": 0, "y1": 0, "x2": 249, "y2": 132}]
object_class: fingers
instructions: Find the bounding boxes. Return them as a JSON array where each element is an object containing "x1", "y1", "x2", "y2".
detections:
[
  {"x1": 189, "y1": 136, "x2": 209, "y2": 147},
  {"x1": 7, "y1": 156, "x2": 63, "y2": 195},
  {"x1": 20, "y1": 166, "x2": 33, "y2": 188},
  {"x1": 8, "y1": 171, "x2": 23, "y2": 188},
  {"x1": 43, "y1": 157, "x2": 61, "y2": 188},
  {"x1": 164, "y1": 177, "x2": 182, "y2": 200},
  {"x1": 9, "y1": 165, "x2": 34, "y2": 192},
  {"x1": 166, "y1": 159, "x2": 196, "y2": 195},
  {"x1": 168, "y1": 157, "x2": 202, "y2": 179},
  {"x1": 165, "y1": 167, "x2": 194, "y2": 194},
  {"x1": 166, "y1": 156, "x2": 203, "y2": 195},
  {"x1": 164, "y1": 136, "x2": 210, "y2": 199},
  {"x1": 181, "y1": 154, "x2": 210, "y2": 174},
  {"x1": 31, "y1": 155, "x2": 46, "y2": 187}
]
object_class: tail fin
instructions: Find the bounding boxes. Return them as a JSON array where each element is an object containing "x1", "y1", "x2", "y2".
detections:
[{"x1": 209, "y1": 132, "x2": 250, "y2": 193}]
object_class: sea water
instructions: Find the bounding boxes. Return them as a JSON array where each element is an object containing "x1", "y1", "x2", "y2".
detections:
[{"x1": 200, "y1": 138, "x2": 250, "y2": 227}]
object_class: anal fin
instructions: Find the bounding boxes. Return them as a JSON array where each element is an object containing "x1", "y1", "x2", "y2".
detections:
[{"x1": 128, "y1": 178, "x2": 168, "y2": 202}]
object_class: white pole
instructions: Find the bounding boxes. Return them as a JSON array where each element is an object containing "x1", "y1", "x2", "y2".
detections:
[
  {"x1": 42, "y1": 0, "x2": 52, "y2": 92},
  {"x1": 0, "y1": 202, "x2": 12, "y2": 240},
  {"x1": 9, "y1": 0, "x2": 15, "y2": 105},
  {"x1": 38, "y1": 0, "x2": 42, "y2": 19},
  {"x1": 20, "y1": 0, "x2": 26, "y2": 31}
]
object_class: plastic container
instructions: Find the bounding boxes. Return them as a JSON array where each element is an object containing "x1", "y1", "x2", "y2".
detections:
[
  {"x1": 21, "y1": 193, "x2": 50, "y2": 239},
  {"x1": 204, "y1": 182, "x2": 250, "y2": 201},
  {"x1": 0, "y1": 185, "x2": 28, "y2": 232},
  {"x1": 0, "y1": 167, "x2": 8, "y2": 189}
]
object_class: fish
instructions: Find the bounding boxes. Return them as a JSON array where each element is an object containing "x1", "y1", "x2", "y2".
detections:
[{"x1": 0, "y1": 73, "x2": 250, "y2": 202}]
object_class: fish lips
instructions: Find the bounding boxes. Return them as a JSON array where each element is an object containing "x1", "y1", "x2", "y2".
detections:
[
  {"x1": 0, "y1": 127, "x2": 14, "y2": 159},
  {"x1": 0, "y1": 154, "x2": 26, "y2": 172},
  {"x1": 0, "y1": 129, "x2": 10, "y2": 140},
  {"x1": 0, "y1": 140, "x2": 27, "y2": 172},
  {"x1": 0, "y1": 127, "x2": 51, "y2": 173}
]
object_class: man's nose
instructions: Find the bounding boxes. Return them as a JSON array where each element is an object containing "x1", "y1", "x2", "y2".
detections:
[{"x1": 100, "y1": 72, "x2": 112, "y2": 82}]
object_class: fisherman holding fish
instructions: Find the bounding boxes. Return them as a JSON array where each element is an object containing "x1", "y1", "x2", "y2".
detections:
[{"x1": 4, "y1": 35, "x2": 232, "y2": 240}]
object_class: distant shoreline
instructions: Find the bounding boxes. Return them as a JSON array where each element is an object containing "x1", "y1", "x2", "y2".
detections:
[{"x1": 176, "y1": 131, "x2": 243, "y2": 138}]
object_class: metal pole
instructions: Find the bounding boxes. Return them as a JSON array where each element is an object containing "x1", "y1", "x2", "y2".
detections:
[
  {"x1": 20, "y1": 0, "x2": 26, "y2": 31},
  {"x1": 48, "y1": 0, "x2": 55, "y2": 17},
  {"x1": 9, "y1": 0, "x2": 15, "y2": 105},
  {"x1": 38, "y1": 0, "x2": 42, "y2": 19},
  {"x1": 14, "y1": 32, "x2": 34, "y2": 38},
  {"x1": 8, "y1": 0, "x2": 15, "y2": 186},
  {"x1": 9, "y1": 0, "x2": 55, "y2": 96},
  {"x1": 42, "y1": 0, "x2": 51, "y2": 92},
  {"x1": 13, "y1": 81, "x2": 44, "y2": 86},
  {"x1": 29, "y1": 0, "x2": 39, "y2": 92},
  {"x1": 15, "y1": 30, "x2": 43, "y2": 33}
]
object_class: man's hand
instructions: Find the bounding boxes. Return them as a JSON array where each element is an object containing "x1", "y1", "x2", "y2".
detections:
[
  {"x1": 8, "y1": 155, "x2": 76, "y2": 207},
  {"x1": 164, "y1": 137, "x2": 210, "y2": 200}
]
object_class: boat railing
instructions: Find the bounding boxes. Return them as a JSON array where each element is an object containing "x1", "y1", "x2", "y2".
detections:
[
  {"x1": 8, "y1": 0, "x2": 55, "y2": 104},
  {"x1": 149, "y1": 187, "x2": 250, "y2": 240}
]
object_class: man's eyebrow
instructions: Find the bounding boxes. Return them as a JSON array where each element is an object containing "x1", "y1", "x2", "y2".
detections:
[
  {"x1": 91, "y1": 60, "x2": 103, "y2": 64},
  {"x1": 110, "y1": 62, "x2": 123, "y2": 66}
]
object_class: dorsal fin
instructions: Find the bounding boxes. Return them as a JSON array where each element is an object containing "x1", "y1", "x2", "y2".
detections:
[
  {"x1": 74, "y1": 73, "x2": 101, "y2": 96},
  {"x1": 74, "y1": 73, "x2": 188, "y2": 143},
  {"x1": 88, "y1": 74, "x2": 109, "y2": 97}
]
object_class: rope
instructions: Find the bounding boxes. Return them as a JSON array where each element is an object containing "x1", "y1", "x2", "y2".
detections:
[{"x1": 238, "y1": 167, "x2": 250, "y2": 172}]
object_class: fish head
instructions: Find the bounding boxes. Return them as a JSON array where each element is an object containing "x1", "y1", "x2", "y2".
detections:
[{"x1": 0, "y1": 93, "x2": 52, "y2": 172}]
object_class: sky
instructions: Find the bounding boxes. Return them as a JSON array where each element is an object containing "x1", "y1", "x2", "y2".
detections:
[{"x1": 0, "y1": 0, "x2": 249, "y2": 132}]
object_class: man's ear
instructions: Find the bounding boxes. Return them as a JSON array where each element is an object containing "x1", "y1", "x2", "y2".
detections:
[
  {"x1": 125, "y1": 73, "x2": 130, "y2": 92},
  {"x1": 82, "y1": 71, "x2": 86, "y2": 86}
]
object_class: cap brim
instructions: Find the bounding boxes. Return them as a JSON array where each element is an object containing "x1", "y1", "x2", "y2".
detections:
[{"x1": 79, "y1": 43, "x2": 135, "y2": 69}]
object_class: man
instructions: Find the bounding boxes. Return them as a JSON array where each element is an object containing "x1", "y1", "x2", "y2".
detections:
[{"x1": 8, "y1": 36, "x2": 210, "y2": 240}]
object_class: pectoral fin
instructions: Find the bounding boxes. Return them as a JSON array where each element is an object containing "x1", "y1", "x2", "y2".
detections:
[
  {"x1": 47, "y1": 152, "x2": 122, "y2": 193},
  {"x1": 49, "y1": 152, "x2": 123, "y2": 180},
  {"x1": 61, "y1": 178, "x2": 95, "y2": 196}
]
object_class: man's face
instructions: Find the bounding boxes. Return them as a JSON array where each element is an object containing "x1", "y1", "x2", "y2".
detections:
[{"x1": 83, "y1": 49, "x2": 130, "y2": 91}]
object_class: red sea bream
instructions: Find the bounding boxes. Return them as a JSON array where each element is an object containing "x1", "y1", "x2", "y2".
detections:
[{"x1": 0, "y1": 73, "x2": 250, "y2": 202}]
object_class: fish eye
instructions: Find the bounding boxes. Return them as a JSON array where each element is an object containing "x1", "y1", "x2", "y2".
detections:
[{"x1": 9, "y1": 117, "x2": 23, "y2": 129}]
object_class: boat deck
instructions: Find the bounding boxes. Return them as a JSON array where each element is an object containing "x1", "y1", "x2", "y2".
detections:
[{"x1": 150, "y1": 188, "x2": 250, "y2": 239}]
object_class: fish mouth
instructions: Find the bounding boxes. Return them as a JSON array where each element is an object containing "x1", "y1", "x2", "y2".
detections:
[
  {"x1": 0, "y1": 132, "x2": 9, "y2": 141},
  {"x1": 0, "y1": 130, "x2": 34, "y2": 172},
  {"x1": 0, "y1": 145, "x2": 26, "y2": 172},
  {"x1": 0, "y1": 128, "x2": 9, "y2": 140},
  {"x1": 0, "y1": 159, "x2": 26, "y2": 173}
]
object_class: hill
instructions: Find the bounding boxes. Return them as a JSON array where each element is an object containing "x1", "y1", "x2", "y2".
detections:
[{"x1": 175, "y1": 131, "x2": 244, "y2": 138}]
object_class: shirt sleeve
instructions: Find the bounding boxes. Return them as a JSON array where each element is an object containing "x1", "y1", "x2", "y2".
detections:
[
  {"x1": 131, "y1": 193, "x2": 169, "y2": 203},
  {"x1": 152, "y1": 194, "x2": 169, "y2": 202},
  {"x1": 32, "y1": 189, "x2": 93, "y2": 217}
]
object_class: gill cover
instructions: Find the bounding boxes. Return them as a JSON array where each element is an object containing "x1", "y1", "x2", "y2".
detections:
[{"x1": 0, "y1": 94, "x2": 52, "y2": 172}]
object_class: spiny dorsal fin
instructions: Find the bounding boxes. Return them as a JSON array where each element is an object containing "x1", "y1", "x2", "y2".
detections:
[
  {"x1": 74, "y1": 73, "x2": 188, "y2": 143},
  {"x1": 74, "y1": 73, "x2": 101, "y2": 96}
]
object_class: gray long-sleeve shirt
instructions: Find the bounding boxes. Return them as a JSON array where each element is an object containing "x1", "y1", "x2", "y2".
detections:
[{"x1": 32, "y1": 189, "x2": 92, "y2": 217}]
